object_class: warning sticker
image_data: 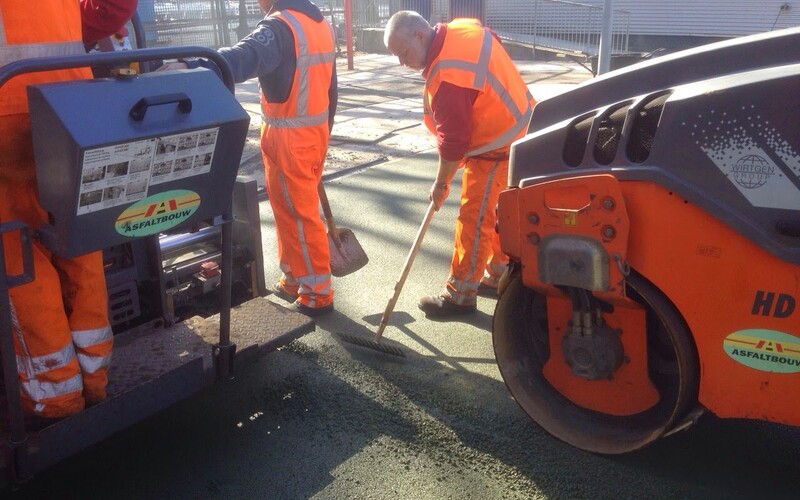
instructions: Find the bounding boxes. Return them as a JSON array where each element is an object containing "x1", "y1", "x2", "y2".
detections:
[
  {"x1": 77, "y1": 127, "x2": 218, "y2": 215},
  {"x1": 115, "y1": 189, "x2": 201, "y2": 237},
  {"x1": 723, "y1": 329, "x2": 800, "y2": 373}
]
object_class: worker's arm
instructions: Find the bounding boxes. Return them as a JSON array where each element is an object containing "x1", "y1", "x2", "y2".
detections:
[
  {"x1": 159, "y1": 20, "x2": 285, "y2": 85},
  {"x1": 430, "y1": 157, "x2": 461, "y2": 210},
  {"x1": 428, "y1": 81, "x2": 478, "y2": 210},
  {"x1": 80, "y1": 0, "x2": 138, "y2": 45}
]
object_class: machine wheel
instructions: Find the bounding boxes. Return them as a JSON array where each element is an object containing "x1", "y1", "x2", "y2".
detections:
[{"x1": 492, "y1": 268, "x2": 699, "y2": 454}]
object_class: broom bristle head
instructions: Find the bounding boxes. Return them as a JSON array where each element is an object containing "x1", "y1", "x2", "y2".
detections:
[{"x1": 335, "y1": 332, "x2": 405, "y2": 357}]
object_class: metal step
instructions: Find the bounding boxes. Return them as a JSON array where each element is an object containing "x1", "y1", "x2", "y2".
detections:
[{"x1": 1, "y1": 297, "x2": 313, "y2": 481}]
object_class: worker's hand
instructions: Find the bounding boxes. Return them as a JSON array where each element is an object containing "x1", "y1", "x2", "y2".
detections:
[
  {"x1": 155, "y1": 61, "x2": 189, "y2": 72},
  {"x1": 429, "y1": 181, "x2": 450, "y2": 211}
]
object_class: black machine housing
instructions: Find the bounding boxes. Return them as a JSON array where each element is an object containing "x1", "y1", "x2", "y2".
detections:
[{"x1": 509, "y1": 27, "x2": 800, "y2": 265}]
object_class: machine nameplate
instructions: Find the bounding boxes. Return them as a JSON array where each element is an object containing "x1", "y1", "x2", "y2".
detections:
[{"x1": 78, "y1": 127, "x2": 219, "y2": 215}]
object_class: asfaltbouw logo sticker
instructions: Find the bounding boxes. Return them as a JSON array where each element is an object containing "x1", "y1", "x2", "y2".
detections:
[
  {"x1": 115, "y1": 189, "x2": 200, "y2": 237},
  {"x1": 724, "y1": 329, "x2": 800, "y2": 373}
]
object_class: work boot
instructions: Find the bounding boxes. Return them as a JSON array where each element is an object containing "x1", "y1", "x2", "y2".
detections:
[
  {"x1": 418, "y1": 295, "x2": 476, "y2": 318},
  {"x1": 271, "y1": 282, "x2": 299, "y2": 302},
  {"x1": 284, "y1": 301, "x2": 334, "y2": 317}
]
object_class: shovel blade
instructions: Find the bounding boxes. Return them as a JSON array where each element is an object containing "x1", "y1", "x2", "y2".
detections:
[{"x1": 329, "y1": 227, "x2": 368, "y2": 277}]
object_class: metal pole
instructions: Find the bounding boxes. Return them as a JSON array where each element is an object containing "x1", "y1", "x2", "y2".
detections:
[
  {"x1": 214, "y1": 212, "x2": 236, "y2": 379},
  {"x1": 596, "y1": 0, "x2": 613, "y2": 75},
  {"x1": 237, "y1": 0, "x2": 250, "y2": 40},
  {"x1": 345, "y1": 0, "x2": 354, "y2": 70},
  {"x1": 0, "y1": 221, "x2": 35, "y2": 481}
]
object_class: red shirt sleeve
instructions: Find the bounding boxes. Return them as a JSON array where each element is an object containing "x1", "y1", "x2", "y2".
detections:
[
  {"x1": 80, "y1": 0, "x2": 138, "y2": 45},
  {"x1": 430, "y1": 81, "x2": 479, "y2": 161}
]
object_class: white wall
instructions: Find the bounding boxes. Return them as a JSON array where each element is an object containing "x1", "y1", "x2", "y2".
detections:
[{"x1": 577, "y1": 0, "x2": 799, "y2": 37}]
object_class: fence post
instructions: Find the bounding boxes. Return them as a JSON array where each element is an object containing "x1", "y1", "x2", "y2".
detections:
[
  {"x1": 597, "y1": 0, "x2": 613, "y2": 75},
  {"x1": 345, "y1": 0, "x2": 354, "y2": 70},
  {"x1": 237, "y1": 0, "x2": 250, "y2": 40}
]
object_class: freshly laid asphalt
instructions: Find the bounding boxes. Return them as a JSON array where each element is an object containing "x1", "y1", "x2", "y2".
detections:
[{"x1": 5, "y1": 54, "x2": 800, "y2": 499}]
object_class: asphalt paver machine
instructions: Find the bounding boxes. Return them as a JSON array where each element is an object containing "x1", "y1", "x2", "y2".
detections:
[
  {"x1": 493, "y1": 27, "x2": 800, "y2": 453},
  {"x1": 0, "y1": 46, "x2": 313, "y2": 481}
]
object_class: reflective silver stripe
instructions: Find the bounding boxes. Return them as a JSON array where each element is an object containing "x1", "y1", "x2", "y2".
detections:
[
  {"x1": 276, "y1": 10, "x2": 335, "y2": 122},
  {"x1": 446, "y1": 275, "x2": 480, "y2": 305},
  {"x1": 472, "y1": 30, "x2": 492, "y2": 88},
  {"x1": 10, "y1": 299, "x2": 40, "y2": 380},
  {"x1": 281, "y1": 11, "x2": 310, "y2": 116},
  {"x1": 77, "y1": 352, "x2": 112, "y2": 374},
  {"x1": 297, "y1": 273, "x2": 332, "y2": 308},
  {"x1": 17, "y1": 342, "x2": 77, "y2": 377},
  {"x1": 21, "y1": 373, "x2": 83, "y2": 401},
  {"x1": 467, "y1": 102, "x2": 532, "y2": 157},
  {"x1": 72, "y1": 325, "x2": 113, "y2": 348},
  {"x1": 0, "y1": 41, "x2": 86, "y2": 67},
  {"x1": 306, "y1": 51, "x2": 335, "y2": 66},
  {"x1": 262, "y1": 110, "x2": 329, "y2": 128},
  {"x1": 278, "y1": 171, "x2": 314, "y2": 274}
]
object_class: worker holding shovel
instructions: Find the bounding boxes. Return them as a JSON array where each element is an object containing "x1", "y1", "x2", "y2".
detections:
[
  {"x1": 160, "y1": 0, "x2": 339, "y2": 316},
  {"x1": 384, "y1": 11, "x2": 536, "y2": 318}
]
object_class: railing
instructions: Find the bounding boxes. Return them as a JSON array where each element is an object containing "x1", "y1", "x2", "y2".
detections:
[
  {"x1": 138, "y1": 0, "x2": 629, "y2": 56},
  {"x1": 482, "y1": 0, "x2": 630, "y2": 56}
]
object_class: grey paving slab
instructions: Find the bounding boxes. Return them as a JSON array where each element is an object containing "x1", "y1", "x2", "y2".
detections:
[{"x1": 233, "y1": 53, "x2": 591, "y2": 191}]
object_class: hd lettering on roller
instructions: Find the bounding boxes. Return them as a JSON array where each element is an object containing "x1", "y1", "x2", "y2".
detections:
[{"x1": 751, "y1": 291, "x2": 796, "y2": 318}]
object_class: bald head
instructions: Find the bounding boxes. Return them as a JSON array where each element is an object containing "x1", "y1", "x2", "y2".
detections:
[{"x1": 384, "y1": 11, "x2": 435, "y2": 71}]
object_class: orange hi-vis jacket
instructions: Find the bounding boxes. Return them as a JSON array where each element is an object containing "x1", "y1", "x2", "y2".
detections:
[
  {"x1": 259, "y1": 8, "x2": 336, "y2": 308},
  {"x1": 260, "y1": 9, "x2": 335, "y2": 138},
  {"x1": 0, "y1": 0, "x2": 113, "y2": 418},
  {"x1": 423, "y1": 18, "x2": 534, "y2": 158},
  {"x1": 0, "y1": 0, "x2": 91, "y2": 183},
  {"x1": 0, "y1": 0, "x2": 89, "y2": 116}
]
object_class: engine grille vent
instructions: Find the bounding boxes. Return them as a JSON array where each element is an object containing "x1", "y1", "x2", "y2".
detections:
[
  {"x1": 627, "y1": 93, "x2": 669, "y2": 163},
  {"x1": 594, "y1": 103, "x2": 631, "y2": 165},
  {"x1": 563, "y1": 113, "x2": 595, "y2": 167}
]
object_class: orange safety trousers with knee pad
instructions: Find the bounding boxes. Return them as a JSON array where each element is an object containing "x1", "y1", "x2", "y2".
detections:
[
  {"x1": 423, "y1": 19, "x2": 536, "y2": 305},
  {"x1": 0, "y1": 0, "x2": 113, "y2": 418},
  {"x1": 446, "y1": 157, "x2": 509, "y2": 305},
  {"x1": 260, "y1": 9, "x2": 336, "y2": 309}
]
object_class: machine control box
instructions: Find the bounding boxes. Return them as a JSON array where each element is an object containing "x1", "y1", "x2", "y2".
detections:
[{"x1": 28, "y1": 68, "x2": 250, "y2": 257}]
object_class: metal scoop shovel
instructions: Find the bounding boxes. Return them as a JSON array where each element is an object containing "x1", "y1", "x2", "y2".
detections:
[{"x1": 319, "y1": 182, "x2": 369, "y2": 277}]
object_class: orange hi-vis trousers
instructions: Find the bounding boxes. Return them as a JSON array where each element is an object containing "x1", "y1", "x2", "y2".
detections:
[
  {"x1": 444, "y1": 157, "x2": 509, "y2": 306},
  {"x1": 1, "y1": 177, "x2": 112, "y2": 418},
  {"x1": 261, "y1": 126, "x2": 333, "y2": 309}
]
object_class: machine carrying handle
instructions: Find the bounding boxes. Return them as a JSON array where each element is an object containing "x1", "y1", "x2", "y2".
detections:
[{"x1": 129, "y1": 92, "x2": 192, "y2": 121}]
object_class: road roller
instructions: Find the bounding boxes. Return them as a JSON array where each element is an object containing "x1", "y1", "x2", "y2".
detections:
[{"x1": 493, "y1": 27, "x2": 800, "y2": 453}]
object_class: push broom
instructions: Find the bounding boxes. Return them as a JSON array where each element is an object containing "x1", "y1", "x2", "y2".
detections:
[{"x1": 337, "y1": 201, "x2": 437, "y2": 357}]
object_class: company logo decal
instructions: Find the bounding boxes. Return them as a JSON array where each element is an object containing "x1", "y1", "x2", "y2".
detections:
[
  {"x1": 730, "y1": 154, "x2": 774, "y2": 189},
  {"x1": 115, "y1": 189, "x2": 200, "y2": 237},
  {"x1": 723, "y1": 329, "x2": 800, "y2": 373},
  {"x1": 687, "y1": 105, "x2": 800, "y2": 211}
]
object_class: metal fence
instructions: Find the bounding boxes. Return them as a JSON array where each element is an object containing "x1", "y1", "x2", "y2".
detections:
[
  {"x1": 139, "y1": 0, "x2": 629, "y2": 56},
  {"x1": 483, "y1": 0, "x2": 631, "y2": 56}
]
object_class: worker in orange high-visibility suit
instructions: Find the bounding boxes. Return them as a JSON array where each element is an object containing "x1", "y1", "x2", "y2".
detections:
[
  {"x1": 385, "y1": 12, "x2": 536, "y2": 318},
  {"x1": 159, "y1": 0, "x2": 337, "y2": 316},
  {"x1": 0, "y1": 0, "x2": 134, "y2": 418}
]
